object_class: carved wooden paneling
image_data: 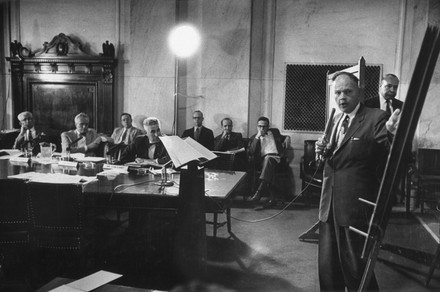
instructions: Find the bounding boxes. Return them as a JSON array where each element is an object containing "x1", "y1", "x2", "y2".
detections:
[{"x1": 6, "y1": 33, "x2": 117, "y2": 134}]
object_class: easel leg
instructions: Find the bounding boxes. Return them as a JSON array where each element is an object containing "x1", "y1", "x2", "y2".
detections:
[
  {"x1": 298, "y1": 220, "x2": 320, "y2": 241},
  {"x1": 358, "y1": 239, "x2": 380, "y2": 292},
  {"x1": 426, "y1": 244, "x2": 440, "y2": 286}
]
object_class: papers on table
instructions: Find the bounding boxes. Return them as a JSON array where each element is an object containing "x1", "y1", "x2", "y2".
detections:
[
  {"x1": 49, "y1": 270, "x2": 122, "y2": 292},
  {"x1": 212, "y1": 147, "x2": 245, "y2": 155},
  {"x1": 68, "y1": 153, "x2": 86, "y2": 160},
  {"x1": 32, "y1": 157, "x2": 59, "y2": 165},
  {"x1": 125, "y1": 160, "x2": 164, "y2": 168},
  {"x1": 7, "y1": 172, "x2": 97, "y2": 184},
  {"x1": 0, "y1": 149, "x2": 22, "y2": 157},
  {"x1": 75, "y1": 156, "x2": 106, "y2": 163}
]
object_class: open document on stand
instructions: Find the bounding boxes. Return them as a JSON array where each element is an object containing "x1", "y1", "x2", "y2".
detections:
[{"x1": 160, "y1": 136, "x2": 217, "y2": 169}]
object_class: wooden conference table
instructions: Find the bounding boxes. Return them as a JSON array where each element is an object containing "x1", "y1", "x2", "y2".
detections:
[
  {"x1": 0, "y1": 156, "x2": 246, "y2": 228},
  {"x1": 0, "y1": 156, "x2": 246, "y2": 279}
]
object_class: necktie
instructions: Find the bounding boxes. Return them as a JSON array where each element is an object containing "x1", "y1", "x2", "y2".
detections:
[
  {"x1": 337, "y1": 115, "x2": 350, "y2": 148},
  {"x1": 195, "y1": 128, "x2": 200, "y2": 141},
  {"x1": 226, "y1": 134, "x2": 230, "y2": 141},
  {"x1": 385, "y1": 99, "x2": 392, "y2": 116},
  {"x1": 120, "y1": 129, "x2": 127, "y2": 144},
  {"x1": 25, "y1": 129, "x2": 31, "y2": 142}
]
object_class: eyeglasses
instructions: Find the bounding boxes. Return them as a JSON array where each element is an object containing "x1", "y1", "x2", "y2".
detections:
[{"x1": 193, "y1": 116, "x2": 203, "y2": 119}]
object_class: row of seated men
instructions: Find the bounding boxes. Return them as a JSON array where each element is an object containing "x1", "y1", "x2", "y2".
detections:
[{"x1": 12, "y1": 110, "x2": 289, "y2": 209}]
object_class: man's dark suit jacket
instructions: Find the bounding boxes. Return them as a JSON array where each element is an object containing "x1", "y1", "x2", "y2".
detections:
[
  {"x1": 364, "y1": 95, "x2": 403, "y2": 113},
  {"x1": 13, "y1": 126, "x2": 55, "y2": 155},
  {"x1": 247, "y1": 128, "x2": 285, "y2": 168},
  {"x1": 119, "y1": 135, "x2": 170, "y2": 165},
  {"x1": 181, "y1": 126, "x2": 214, "y2": 150},
  {"x1": 214, "y1": 132, "x2": 244, "y2": 151},
  {"x1": 319, "y1": 104, "x2": 392, "y2": 228}
]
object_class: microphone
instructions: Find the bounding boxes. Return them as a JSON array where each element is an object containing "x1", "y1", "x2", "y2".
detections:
[
  {"x1": 316, "y1": 108, "x2": 336, "y2": 167},
  {"x1": 159, "y1": 160, "x2": 174, "y2": 187}
]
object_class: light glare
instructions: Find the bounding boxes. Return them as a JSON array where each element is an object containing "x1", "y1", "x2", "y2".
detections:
[{"x1": 168, "y1": 24, "x2": 201, "y2": 58}]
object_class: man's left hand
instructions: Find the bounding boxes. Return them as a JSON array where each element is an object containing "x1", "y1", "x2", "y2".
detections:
[{"x1": 386, "y1": 109, "x2": 401, "y2": 135}]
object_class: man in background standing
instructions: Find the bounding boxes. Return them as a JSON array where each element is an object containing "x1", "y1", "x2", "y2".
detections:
[{"x1": 365, "y1": 73, "x2": 403, "y2": 114}]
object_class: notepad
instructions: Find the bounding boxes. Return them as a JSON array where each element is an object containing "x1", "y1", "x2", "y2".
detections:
[{"x1": 49, "y1": 270, "x2": 122, "y2": 292}]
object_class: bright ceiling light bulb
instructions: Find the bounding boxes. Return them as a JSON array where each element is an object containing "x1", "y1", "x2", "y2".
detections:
[{"x1": 168, "y1": 24, "x2": 201, "y2": 58}]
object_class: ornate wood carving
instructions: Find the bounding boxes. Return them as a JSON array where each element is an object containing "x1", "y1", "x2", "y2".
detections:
[{"x1": 6, "y1": 33, "x2": 117, "y2": 134}]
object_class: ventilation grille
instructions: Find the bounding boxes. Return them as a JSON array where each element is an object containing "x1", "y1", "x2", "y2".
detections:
[{"x1": 283, "y1": 63, "x2": 382, "y2": 132}]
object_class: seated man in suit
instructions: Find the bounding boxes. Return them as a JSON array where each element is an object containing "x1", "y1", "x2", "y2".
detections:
[
  {"x1": 118, "y1": 117, "x2": 170, "y2": 165},
  {"x1": 364, "y1": 73, "x2": 403, "y2": 114},
  {"x1": 213, "y1": 117, "x2": 245, "y2": 170},
  {"x1": 61, "y1": 113, "x2": 101, "y2": 156},
  {"x1": 248, "y1": 116, "x2": 288, "y2": 208},
  {"x1": 13, "y1": 111, "x2": 55, "y2": 155},
  {"x1": 214, "y1": 117, "x2": 244, "y2": 151},
  {"x1": 104, "y1": 113, "x2": 143, "y2": 145},
  {"x1": 181, "y1": 110, "x2": 214, "y2": 150},
  {"x1": 100, "y1": 113, "x2": 143, "y2": 160}
]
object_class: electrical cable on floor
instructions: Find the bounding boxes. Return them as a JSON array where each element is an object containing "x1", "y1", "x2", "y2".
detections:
[{"x1": 206, "y1": 167, "x2": 322, "y2": 223}]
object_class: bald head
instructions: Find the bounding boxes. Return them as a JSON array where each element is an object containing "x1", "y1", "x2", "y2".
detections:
[{"x1": 333, "y1": 73, "x2": 361, "y2": 114}]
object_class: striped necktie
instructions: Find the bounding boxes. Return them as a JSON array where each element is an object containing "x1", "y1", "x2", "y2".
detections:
[{"x1": 337, "y1": 115, "x2": 350, "y2": 148}]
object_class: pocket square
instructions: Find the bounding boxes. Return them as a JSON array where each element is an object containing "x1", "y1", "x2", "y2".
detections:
[{"x1": 352, "y1": 137, "x2": 360, "y2": 141}]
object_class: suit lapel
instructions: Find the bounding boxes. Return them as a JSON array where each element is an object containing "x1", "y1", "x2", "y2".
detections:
[{"x1": 333, "y1": 105, "x2": 365, "y2": 155}]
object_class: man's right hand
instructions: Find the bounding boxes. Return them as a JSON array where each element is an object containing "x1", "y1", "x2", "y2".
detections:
[
  {"x1": 315, "y1": 136, "x2": 328, "y2": 156},
  {"x1": 19, "y1": 126, "x2": 27, "y2": 135}
]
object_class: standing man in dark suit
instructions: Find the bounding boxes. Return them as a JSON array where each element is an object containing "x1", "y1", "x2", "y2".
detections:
[
  {"x1": 214, "y1": 117, "x2": 244, "y2": 151},
  {"x1": 365, "y1": 73, "x2": 403, "y2": 114},
  {"x1": 119, "y1": 117, "x2": 170, "y2": 165},
  {"x1": 181, "y1": 110, "x2": 214, "y2": 150},
  {"x1": 248, "y1": 116, "x2": 288, "y2": 207},
  {"x1": 316, "y1": 72, "x2": 400, "y2": 291}
]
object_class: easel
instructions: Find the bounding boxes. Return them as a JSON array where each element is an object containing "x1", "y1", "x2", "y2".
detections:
[{"x1": 350, "y1": 25, "x2": 440, "y2": 292}]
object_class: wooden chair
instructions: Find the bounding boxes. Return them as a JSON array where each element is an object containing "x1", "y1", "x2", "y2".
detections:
[
  {"x1": 417, "y1": 148, "x2": 440, "y2": 214},
  {"x1": 248, "y1": 134, "x2": 292, "y2": 203},
  {"x1": 208, "y1": 152, "x2": 236, "y2": 171},
  {"x1": 0, "y1": 179, "x2": 30, "y2": 276},
  {"x1": 27, "y1": 182, "x2": 95, "y2": 272},
  {"x1": 327, "y1": 56, "x2": 365, "y2": 108}
]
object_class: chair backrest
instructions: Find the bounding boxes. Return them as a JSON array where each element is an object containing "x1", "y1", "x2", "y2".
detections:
[
  {"x1": 27, "y1": 182, "x2": 85, "y2": 249},
  {"x1": 0, "y1": 179, "x2": 29, "y2": 245},
  {"x1": 303, "y1": 140, "x2": 318, "y2": 170},
  {"x1": 418, "y1": 148, "x2": 440, "y2": 176},
  {"x1": 327, "y1": 56, "x2": 366, "y2": 116}
]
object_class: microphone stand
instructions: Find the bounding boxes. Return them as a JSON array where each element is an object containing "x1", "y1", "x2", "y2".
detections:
[
  {"x1": 316, "y1": 108, "x2": 336, "y2": 168},
  {"x1": 64, "y1": 135, "x2": 84, "y2": 161},
  {"x1": 159, "y1": 160, "x2": 174, "y2": 187}
]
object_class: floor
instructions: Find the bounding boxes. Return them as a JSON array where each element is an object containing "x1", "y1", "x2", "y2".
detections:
[{"x1": 2, "y1": 193, "x2": 440, "y2": 291}]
